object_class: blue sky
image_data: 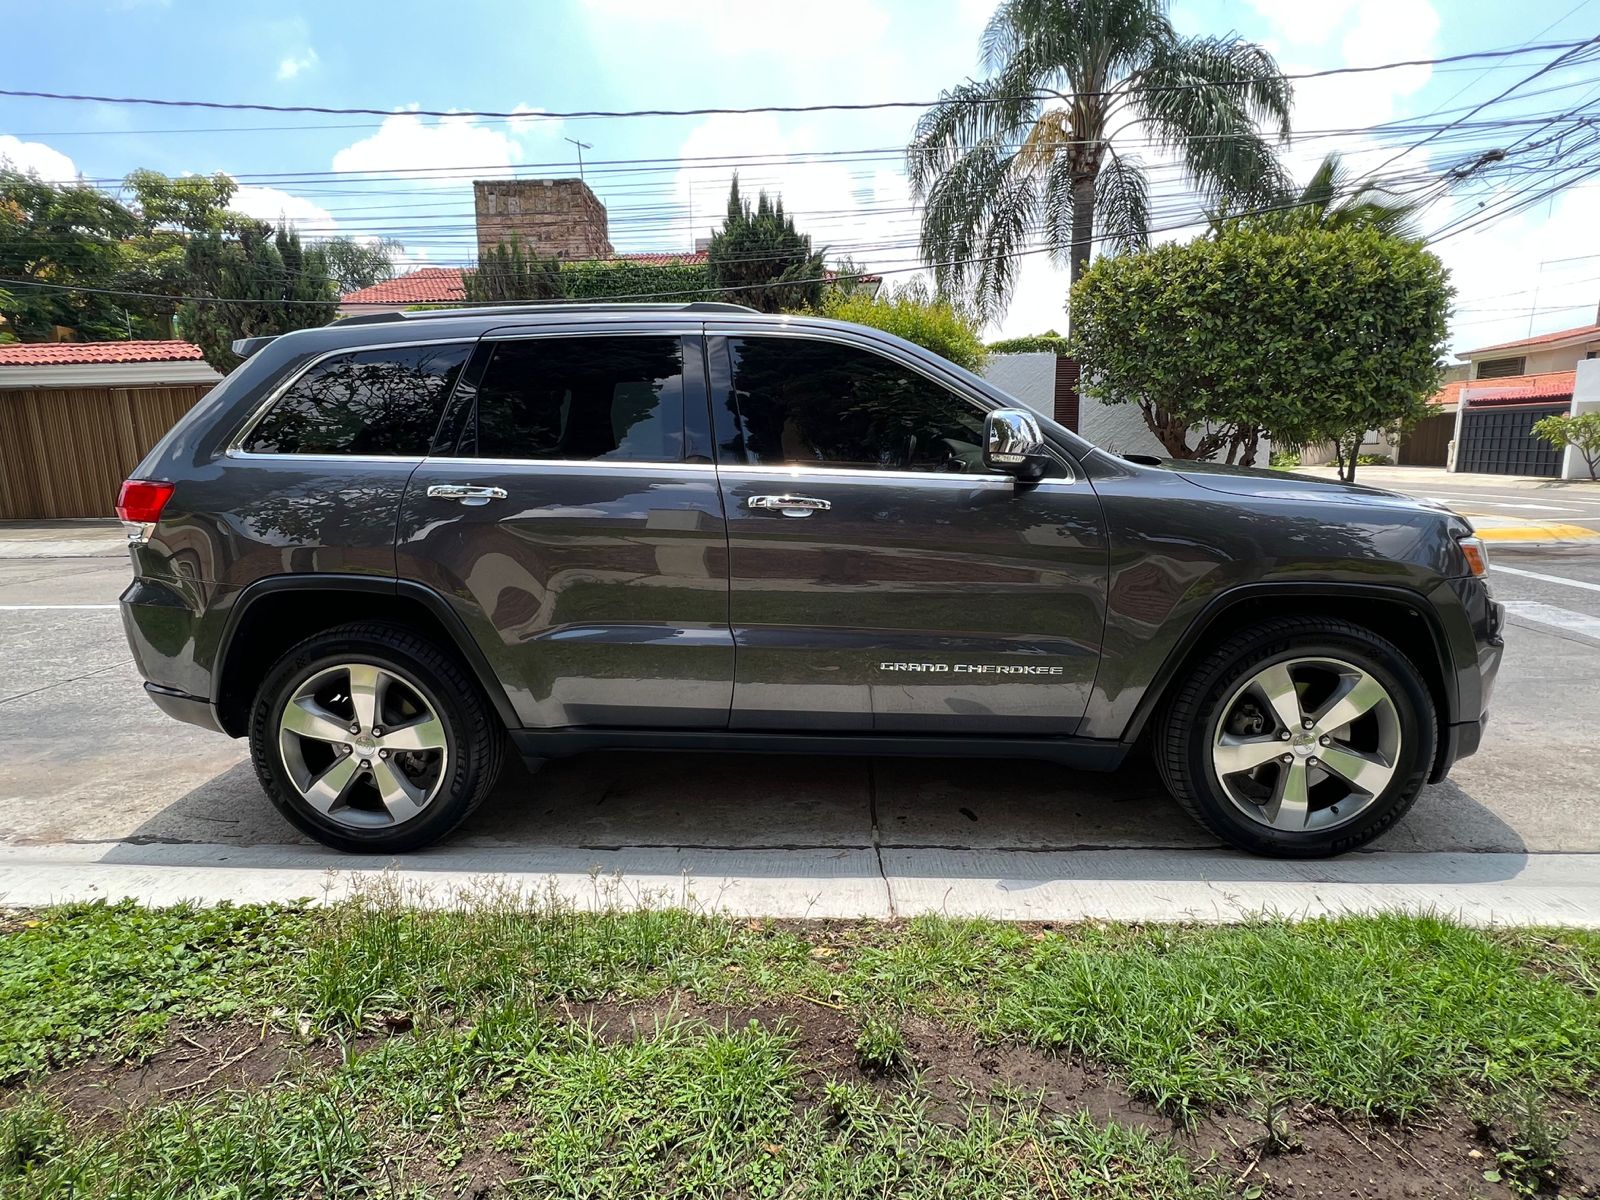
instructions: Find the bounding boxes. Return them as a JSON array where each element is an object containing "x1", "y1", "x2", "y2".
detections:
[{"x1": 3, "y1": 0, "x2": 1597, "y2": 351}]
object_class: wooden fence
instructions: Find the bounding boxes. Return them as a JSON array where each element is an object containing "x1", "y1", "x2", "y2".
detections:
[{"x1": 0, "y1": 384, "x2": 213, "y2": 519}]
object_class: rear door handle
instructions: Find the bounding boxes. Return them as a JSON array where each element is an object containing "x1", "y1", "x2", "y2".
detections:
[
  {"x1": 747, "y1": 494, "x2": 831, "y2": 517},
  {"x1": 426, "y1": 484, "x2": 508, "y2": 507}
]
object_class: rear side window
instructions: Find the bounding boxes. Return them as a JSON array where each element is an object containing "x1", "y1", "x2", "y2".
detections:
[
  {"x1": 243, "y1": 343, "x2": 470, "y2": 456},
  {"x1": 466, "y1": 336, "x2": 684, "y2": 462}
]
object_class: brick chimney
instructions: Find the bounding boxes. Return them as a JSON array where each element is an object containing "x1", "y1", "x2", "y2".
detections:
[{"x1": 473, "y1": 179, "x2": 614, "y2": 261}]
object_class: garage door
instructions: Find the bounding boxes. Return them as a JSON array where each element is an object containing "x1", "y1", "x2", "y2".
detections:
[
  {"x1": 1456, "y1": 402, "x2": 1566, "y2": 477},
  {"x1": 1398, "y1": 413, "x2": 1453, "y2": 467}
]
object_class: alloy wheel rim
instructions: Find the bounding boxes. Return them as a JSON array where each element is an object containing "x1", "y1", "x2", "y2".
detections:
[
  {"x1": 277, "y1": 662, "x2": 449, "y2": 829},
  {"x1": 1210, "y1": 655, "x2": 1402, "y2": 834}
]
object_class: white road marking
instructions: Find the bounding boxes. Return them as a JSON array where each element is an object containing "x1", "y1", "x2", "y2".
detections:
[
  {"x1": 0, "y1": 603, "x2": 119, "y2": 611},
  {"x1": 1428, "y1": 498, "x2": 1578, "y2": 512},
  {"x1": 1501, "y1": 600, "x2": 1600, "y2": 640},
  {"x1": 1494, "y1": 565, "x2": 1600, "y2": 594}
]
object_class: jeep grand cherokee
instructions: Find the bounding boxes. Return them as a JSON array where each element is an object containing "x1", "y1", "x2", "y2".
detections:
[{"x1": 118, "y1": 302, "x2": 1503, "y2": 857}]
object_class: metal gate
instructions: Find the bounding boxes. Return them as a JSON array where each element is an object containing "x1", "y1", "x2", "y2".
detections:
[
  {"x1": 1456, "y1": 402, "x2": 1566, "y2": 477},
  {"x1": 1398, "y1": 413, "x2": 1453, "y2": 467}
]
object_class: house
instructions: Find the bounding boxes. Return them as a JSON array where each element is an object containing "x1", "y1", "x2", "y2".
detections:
[
  {"x1": 1426, "y1": 317, "x2": 1600, "y2": 476},
  {"x1": 0, "y1": 341, "x2": 220, "y2": 519}
]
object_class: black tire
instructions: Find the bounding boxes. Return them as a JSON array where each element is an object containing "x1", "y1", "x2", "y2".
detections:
[
  {"x1": 1155, "y1": 616, "x2": 1436, "y2": 858},
  {"x1": 249, "y1": 621, "x2": 504, "y2": 853}
]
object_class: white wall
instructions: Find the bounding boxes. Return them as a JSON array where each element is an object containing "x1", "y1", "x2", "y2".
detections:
[
  {"x1": 1563, "y1": 358, "x2": 1600, "y2": 480},
  {"x1": 1076, "y1": 394, "x2": 1170, "y2": 458},
  {"x1": 980, "y1": 352, "x2": 1055, "y2": 421}
]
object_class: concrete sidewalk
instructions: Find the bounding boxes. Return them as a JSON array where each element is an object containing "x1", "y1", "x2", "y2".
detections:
[
  {"x1": 0, "y1": 520, "x2": 127, "y2": 559},
  {"x1": 3, "y1": 841, "x2": 1597, "y2": 927}
]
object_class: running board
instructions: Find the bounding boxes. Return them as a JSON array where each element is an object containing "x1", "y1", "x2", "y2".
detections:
[{"x1": 509, "y1": 728, "x2": 1129, "y2": 769}]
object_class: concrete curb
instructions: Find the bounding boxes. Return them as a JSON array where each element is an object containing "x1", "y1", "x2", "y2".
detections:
[{"x1": 2, "y1": 842, "x2": 1596, "y2": 926}]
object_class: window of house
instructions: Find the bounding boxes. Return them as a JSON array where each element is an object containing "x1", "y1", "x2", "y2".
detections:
[
  {"x1": 466, "y1": 336, "x2": 685, "y2": 462},
  {"x1": 720, "y1": 337, "x2": 989, "y2": 473},
  {"x1": 1475, "y1": 356, "x2": 1527, "y2": 379},
  {"x1": 243, "y1": 343, "x2": 471, "y2": 456}
]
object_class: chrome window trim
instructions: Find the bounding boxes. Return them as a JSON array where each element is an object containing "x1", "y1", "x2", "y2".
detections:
[
  {"x1": 705, "y1": 326, "x2": 1078, "y2": 485},
  {"x1": 226, "y1": 337, "x2": 476, "y2": 459},
  {"x1": 422, "y1": 456, "x2": 716, "y2": 473}
]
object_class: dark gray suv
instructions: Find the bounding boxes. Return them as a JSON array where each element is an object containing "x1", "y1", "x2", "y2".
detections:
[{"x1": 118, "y1": 302, "x2": 1503, "y2": 858}]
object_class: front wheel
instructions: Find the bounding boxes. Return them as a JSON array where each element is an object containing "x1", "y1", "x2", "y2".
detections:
[
  {"x1": 249, "y1": 622, "x2": 503, "y2": 853},
  {"x1": 1155, "y1": 617, "x2": 1436, "y2": 858}
]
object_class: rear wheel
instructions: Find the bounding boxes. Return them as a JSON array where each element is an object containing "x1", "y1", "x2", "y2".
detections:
[
  {"x1": 1156, "y1": 617, "x2": 1436, "y2": 858},
  {"x1": 249, "y1": 622, "x2": 503, "y2": 853}
]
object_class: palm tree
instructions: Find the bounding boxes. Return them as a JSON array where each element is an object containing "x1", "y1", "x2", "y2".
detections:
[
  {"x1": 1278, "y1": 153, "x2": 1421, "y2": 235},
  {"x1": 908, "y1": 0, "x2": 1292, "y2": 319}
]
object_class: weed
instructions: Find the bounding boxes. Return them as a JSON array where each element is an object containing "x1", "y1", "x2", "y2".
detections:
[
  {"x1": 1474, "y1": 1086, "x2": 1574, "y2": 1197},
  {"x1": 854, "y1": 1010, "x2": 908, "y2": 1074}
]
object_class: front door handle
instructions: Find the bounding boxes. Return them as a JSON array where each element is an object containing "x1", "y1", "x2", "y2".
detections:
[
  {"x1": 426, "y1": 484, "x2": 509, "y2": 507},
  {"x1": 747, "y1": 494, "x2": 831, "y2": 517}
]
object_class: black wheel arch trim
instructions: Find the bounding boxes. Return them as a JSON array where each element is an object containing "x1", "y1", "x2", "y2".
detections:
[
  {"x1": 1120, "y1": 580, "x2": 1460, "y2": 749},
  {"x1": 213, "y1": 573, "x2": 520, "y2": 731}
]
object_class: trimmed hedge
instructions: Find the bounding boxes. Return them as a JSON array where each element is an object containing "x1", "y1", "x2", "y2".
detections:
[
  {"x1": 987, "y1": 332, "x2": 1071, "y2": 356},
  {"x1": 559, "y1": 260, "x2": 713, "y2": 301}
]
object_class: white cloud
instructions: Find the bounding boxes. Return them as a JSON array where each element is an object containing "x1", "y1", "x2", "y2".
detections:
[
  {"x1": 331, "y1": 107, "x2": 564, "y2": 179},
  {"x1": 0, "y1": 135, "x2": 79, "y2": 181},
  {"x1": 230, "y1": 184, "x2": 337, "y2": 233},
  {"x1": 276, "y1": 47, "x2": 319, "y2": 81}
]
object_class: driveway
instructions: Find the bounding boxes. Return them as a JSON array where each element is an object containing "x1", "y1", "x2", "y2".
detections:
[{"x1": 2, "y1": 518, "x2": 1597, "y2": 923}]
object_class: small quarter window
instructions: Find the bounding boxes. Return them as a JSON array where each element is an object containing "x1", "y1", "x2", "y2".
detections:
[
  {"x1": 467, "y1": 336, "x2": 685, "y2": 462},
  {"x1": 244, "y1": 343, "x2": 470, "y2": 456}
]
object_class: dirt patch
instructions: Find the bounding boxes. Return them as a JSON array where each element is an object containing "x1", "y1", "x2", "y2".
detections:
[
  {"x1": 9, "y1": 998, "x2": 1598, "y2": 1199},
  {"x1": 33, "y1": 1021, "x2": 344, "y2": 1125}
]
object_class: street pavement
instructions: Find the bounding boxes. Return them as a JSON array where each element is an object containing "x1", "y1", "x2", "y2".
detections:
[{"x1": 1, "y1": 480, "x2": 1598, "y2": 923}]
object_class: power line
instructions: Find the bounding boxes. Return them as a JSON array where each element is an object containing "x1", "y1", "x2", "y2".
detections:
[{"x1": 0, "y1": 41, "x2": 1592, "y2": 122}]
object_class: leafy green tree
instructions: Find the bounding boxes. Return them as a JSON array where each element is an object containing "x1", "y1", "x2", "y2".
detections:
[
  {"x1": 1070, "y1": 223, "x2": 1451, "y2": 477},
  {"x1": 322, "y1": 236, "x2": 404, "y2": 294},
  {"x1": 0, "y1": 168, "x2": 150, "y2": 340},
  {"x1": 822, "y1": 279, "x2": 989, "y2": 371},
  {"x1": 707, "y1": 175, "x2": 826, "y2": 313},
  {"x1": 180, "y1": 221, "x2": 337, "y2": 373},
  {"x1": 462, "y1": 238, "x2": 562, "y2": 303},
  {"x1": 908, "y1": 0, "x2": 1290, "y2": 318},
  {"x1": 1533, "y1": 411, "x2": 1600, "y2": 480}
]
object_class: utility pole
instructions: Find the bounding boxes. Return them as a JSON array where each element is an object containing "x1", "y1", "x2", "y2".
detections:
[{"x1": 565, "y1": 137, "x2": 593, "y2": 183}]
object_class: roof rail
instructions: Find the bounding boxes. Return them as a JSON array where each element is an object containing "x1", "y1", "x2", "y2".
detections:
[{"x1": 333, "y1": 301, "x2": 757, "y2": 327}]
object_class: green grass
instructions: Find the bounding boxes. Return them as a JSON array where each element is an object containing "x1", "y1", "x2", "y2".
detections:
[
  {"x1": 0, "y1": 901, "x2": 310, "y2": 1082},
  {"x1": 1, "y1": 1007, "x2": 1225, "y2": 1200},
  {"x1": 3, "y1": 889, "x2": 1599, "y2": 1197}
]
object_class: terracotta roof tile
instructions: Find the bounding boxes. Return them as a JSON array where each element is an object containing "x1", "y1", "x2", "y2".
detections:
[
  {"x1": 0, "y1": 340, "x2": 206, "y2": 366},
  {"x1": 1433, "y1": 370, "x2": 1576, "y2": 407},
  {"x1": 1462, "y1": 322, "x2": 1600, "y2": 357}
]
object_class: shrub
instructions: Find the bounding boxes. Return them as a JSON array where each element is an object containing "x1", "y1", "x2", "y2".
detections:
[
  {"x1": 1532, "y1": 411, "x2": 1600, "y2": 480},
  {"x1": 987, "y1": 331, "x2": 1070, "y2": 356},
  {"x1": 822, "y1": 283, "x2": 988, "y2": 371}
]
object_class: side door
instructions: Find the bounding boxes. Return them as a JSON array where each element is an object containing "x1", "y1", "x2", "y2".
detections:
[
  {"x1": 396, "y1": 328, "x2": 733, "y2": 730},
  {"x1": 709, "y1": 329, "x2": 1107, "y2": 734}
]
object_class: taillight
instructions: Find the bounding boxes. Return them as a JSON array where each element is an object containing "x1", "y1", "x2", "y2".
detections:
[
  {"x1": 1457, "y1": 535, "x2": 1489, "y2": 577},
  {"x1": 116, "y1": 479, "x2": 175, "y2": 525}
]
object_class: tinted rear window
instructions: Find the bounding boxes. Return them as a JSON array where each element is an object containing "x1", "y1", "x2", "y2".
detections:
[
  {"x1": 243, "y1": 343, "x2": 470, "y2": 456},
  {"x1": 467, "y1": 336, "x2": 685, "y2": 462}
]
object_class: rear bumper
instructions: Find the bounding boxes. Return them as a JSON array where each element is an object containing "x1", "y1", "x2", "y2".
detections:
[{"x1": 142, "y1": 681, "x2": 225, "y2": 734}]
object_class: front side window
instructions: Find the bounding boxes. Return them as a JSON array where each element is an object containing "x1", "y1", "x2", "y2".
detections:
[
  {"x1": 244, "y1": 343, "x2": 470, "y2": 456},
  {"x1": 467, "y1": 336, "x2": 685, "y2": 462},
  {"x1": 721, "y1": 337, "x2": 988, "y2": 473}
]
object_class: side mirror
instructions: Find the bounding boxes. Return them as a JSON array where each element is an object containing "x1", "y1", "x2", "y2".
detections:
[{"x1": 983, "y1": 408, "x2": 1049, "y2": 480}]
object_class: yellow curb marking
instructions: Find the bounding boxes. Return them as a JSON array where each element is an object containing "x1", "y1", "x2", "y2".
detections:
[{"x1": 1477, "y1": 524, "x2": 1600, "y2": 541}]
